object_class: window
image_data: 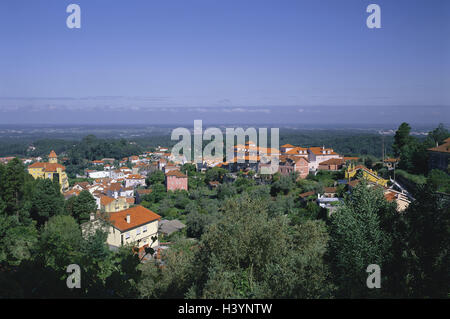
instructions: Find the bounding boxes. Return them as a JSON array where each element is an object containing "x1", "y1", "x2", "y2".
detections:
[
  {"x1": 125, "y1": 232, "x2": 130, "y2": 239},
  {"x1": 136, "y1": 228, "x2": 141, "y2": 235},
  {"x1": 143, "y1": 226, "x2": 147, "y2": 233}
]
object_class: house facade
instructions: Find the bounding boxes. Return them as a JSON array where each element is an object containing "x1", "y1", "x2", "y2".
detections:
[
  {"x1": 125, "y1": 174, "x2": 146, "y2": 188},
  {"x1": 307, "y1": 146, "x2": 342, "y2": 171},
  {"x1": 82, "y1": 205, "x2": 161, "y2": 250},
  {"x1": 428, "y1": 138, "x2": 450, "y2": 172},
  {"x1": 278, "y1": 156, "x2": 309, "y2": 179},
  {"x1": 165, "y1": 170, "x2": 188, "y2": 191},
  {"x1": 100, "y1": 196, "x2": 130, "y2": 213}
]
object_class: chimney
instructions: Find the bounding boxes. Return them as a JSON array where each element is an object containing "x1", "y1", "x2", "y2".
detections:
[
  {"x1": 90, "y1": 213, "x2": 95, "y2": 221},
  {"x1": 126, "y1": 214, "x2": 130, "y2": 224}
]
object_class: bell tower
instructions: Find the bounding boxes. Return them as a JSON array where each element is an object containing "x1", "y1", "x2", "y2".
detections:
[{"x1": 49, "y1": 150, "x2": 58, "y2": 164}]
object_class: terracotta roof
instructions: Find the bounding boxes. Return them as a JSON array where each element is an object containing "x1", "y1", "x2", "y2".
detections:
[
  {"x1": 281, "y1": 156, "x2": 309, "y2": 165},
  {"x1": 319, "y1": 158, "x2": 344, "y2": 166},
  {"x1": 165, "y1": 170, "x2": 187, "y2": 178},
  {"x1": 63, "y1": 189, "x2": 80, "y2": 198},
  {"x1": 137, "y1": 189, "x2": 152, "y2": 195},
  {"x1": 281, "y1": 144, "x2": 295, "y2": 148},
  {"x1": 49, "y1": 150, "x2": 57, "y2": 158},
  {"x1": 108, "y1": 183, "x2": 123, "y2": 192},
  {"x1": 28, "y1": 162, "x2": 66, "y2": 171},
  {"x1": 100, "y1": 196, "x2": 116, "y2": 206},
  {"x1": 74, "y1": 182, "x2": 90, "y2": 189},
  {"x1": 109, "y1": 205, "x2": 161, "y2": 232},
  {"x1": 324, "y1": 187, "x2": 338, "y2": 193},
  {"x1": 384, "y1": 192, "x2": 396, "y2": 202},
  {"x1": 428, "y1": 140, "x2": 450, "y2": 153},
  {"x1": 299, "y1": 191, "x2": 316, "y2": 198},
  {"x1": 285, "y1": 147, "x2": 309, "y2": 155},
  {"x1": 308, "y1": 147, "x2": 338, "y2": 156},
  {"x1": 126, "y1": 174, "x2": 145, "y2": 180}
]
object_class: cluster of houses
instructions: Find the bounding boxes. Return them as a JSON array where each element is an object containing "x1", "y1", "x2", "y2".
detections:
[
  {"x1": 213, "y1": 141, "x2": 358, "y2": 178},
  {"x1": 23, "y1": 147, "x2": 188, "y2": 259},
  {"x1": 298, "y1": 163, "x2": 411, "y2": 214},
  {"x1": 16, "y1": 137, "x2": 450, "y2": 259}
]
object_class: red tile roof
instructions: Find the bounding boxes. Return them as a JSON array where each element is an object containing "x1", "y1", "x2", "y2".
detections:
[
  {"x1": 308, "y1": 147, "x2": 338, "y2": 155},
  {"x1": 126, "y1": 174, "x2": 145, "y2": 179},
  {"x1": 285, "y1": 147, "x2": 308, "y2": 155},
  {"x1": 28, "y1": 162, "x2": 66, "y2": 171},
  {"x1": 428, "y1": 139, "x2": 450, "y2": 153},
  {"x1": 137, "y1": 189, "x2": 152, "y2": 195},
  {"x1": 49, "y1": 150, "x2": 57, "y2": 158},
  {"x1": 100, "y1": 196, "x2": 116, "y2": 206},
  {"x1": 299, "y1": 191, "x2": 316, "y2": 198},
  {"x1": 384, "y1": 192, "x2": 396, "y2": 202},
  {"x1": 319, "y1": 158, "x2": 344, "y2": 165},
  {"x1": 165, "y1": 170, "x2": 187, "y2": 178},
  {"x1": 324, "y1": 187, "x2": 338, "y2": 193},
  {"x1": 108, "y1": 183, "x2": 123, "y2": 192},
  {"x1": 109, "y1": 205, "x2": 161, "y2": 232}
]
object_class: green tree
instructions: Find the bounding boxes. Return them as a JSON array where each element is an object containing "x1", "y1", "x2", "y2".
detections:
[
  {"x1": 427, "y1": 123, "x2": 449, "y2": 146},
  {"x1": 68, "y1": 190, "x2": 97, "y2": 223},
  {"x1": 145, "y1": 183, "x2": 167, "y2": 203},
  {"x1": 327, "y1": 181, "x2": 397, "y2": 297},
  {"x1": 386, "y1": 185, "x2": 450, "y2": 298},
  {"x1": 146, "y1": 170, "x2": 165, "y2": 186},
  {"x1": 181, "y1": 163, "x2": 197, "y2": 176},
  {"x1": 192, "y1": 194, "x2": 333, "y2": 298},
  {"x1": 1, "y1": 158, "x2": 29, "y2": 217},
  {"x1": 393, "y1": 122, "x2": 412, "y2": 157},
  {"x1": 30, "y1": 179, "x2": 65, "y2": 226},
  {"x1": 270, "y1": 174, "x2": 295, "y2": 196},
  {"x1": 185, "y1": 210, "x2": 217, "y2": 239},
  {"x1": 427, "y1": 169, "x2": 450, "y2": 193},
  {"x1": 205, "y1": 167, "x2": 228, "y2": 184},
  {"x1": 0, "y1": 215, "x2": 38, "y2": 267},
  {"x1": 39, "y1": 215, "x2": 83, "y2": 272}
]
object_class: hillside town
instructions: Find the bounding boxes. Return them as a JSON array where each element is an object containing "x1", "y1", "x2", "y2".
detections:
[
  {"x1": 4, "y1": 132, "x2": 445, "y2": 260},
  {"x1": 0, "y1": 120, "x2": 449, "y2": 299}
]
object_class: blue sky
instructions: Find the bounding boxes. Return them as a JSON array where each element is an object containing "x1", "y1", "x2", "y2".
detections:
[{"x1": 0, "y1": 0, "x2": 448, "y2": 124}]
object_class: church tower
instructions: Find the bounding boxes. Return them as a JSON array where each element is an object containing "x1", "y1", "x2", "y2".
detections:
[{"x1": 49, "y1": 150, "x2": 58, "y2": 164}]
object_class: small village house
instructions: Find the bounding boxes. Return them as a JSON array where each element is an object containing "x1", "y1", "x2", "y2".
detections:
[{"x1": 165, "y1": 170, "x2": 188, "y2": 192}]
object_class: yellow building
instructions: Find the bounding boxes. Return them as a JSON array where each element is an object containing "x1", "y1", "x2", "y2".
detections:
[
  {"x1": 345, "y1": 163, "x2": 388, "y2": 187},
  {"x1": 81, "y1": 205, "x2": 161, "y2": 250},
  {"x1": 100, "y1": 196, "x2": 130, "y2": 213},
  {"x1": 28, "y1": 150, "x2": 69, "y2": 192}
]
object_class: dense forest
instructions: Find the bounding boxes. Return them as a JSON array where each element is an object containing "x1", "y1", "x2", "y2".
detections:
[{"x1": 0, "y1": 129, "x2": 395, "y2": 159}]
